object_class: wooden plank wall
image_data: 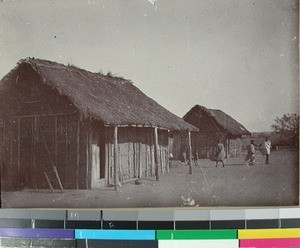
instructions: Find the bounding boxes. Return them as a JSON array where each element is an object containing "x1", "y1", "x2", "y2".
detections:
[
  {"x1": 229, "y1": 138, "x2": 242, "y2": 157},
  {"x1": 192, "y1": 132, "x2": 220, "y2": 159},
  {"x1": 192, "y1": 133, "x2": 242, "y2": 159},
  {"x1": 106, "y1": 127, "x2": 169, "y2": 184},
  {"x1": 0, "y1": 71, "x2": 94, "y2": 190},
  {"x1": 0, "y1": 114, "x2": 92, "y2": 191},
  {"x1": 0, "y1": 119, "x2": 3, "y2": 189}
]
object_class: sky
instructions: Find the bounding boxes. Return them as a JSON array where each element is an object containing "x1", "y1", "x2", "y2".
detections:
[{"x1": 0, "y1": 0, "x2": 298, "y2": 132}]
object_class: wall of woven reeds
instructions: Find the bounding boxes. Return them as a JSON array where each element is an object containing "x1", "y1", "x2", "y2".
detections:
[{"x1": 105, "y1": 127, "x2": 169, "y2": 185}]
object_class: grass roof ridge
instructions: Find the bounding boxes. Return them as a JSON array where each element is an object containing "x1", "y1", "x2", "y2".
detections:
[
  {"x1": 23, "y1": 57, "x2": 133, "y2": 86},
  {"x1": 184, "y1": 104, "x2": 251, "y2": 136}
]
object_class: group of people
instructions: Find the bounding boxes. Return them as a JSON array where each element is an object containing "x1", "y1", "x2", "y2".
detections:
[
  {"x1": 244, "y1": 137, "x2": 271, "y2": 166},
  {"x1": 213, "y1": 137, "x2": 271, "y2": 167}
]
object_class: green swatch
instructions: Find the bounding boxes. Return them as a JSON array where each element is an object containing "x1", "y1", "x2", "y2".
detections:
[{"x1": 156, "y1": 230, "x2": 238, "y2": 240}]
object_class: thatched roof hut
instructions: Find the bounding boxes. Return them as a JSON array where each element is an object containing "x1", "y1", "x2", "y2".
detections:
[
  {"x1": 0, "y1": 58, "x2": 197, "y2": 132},
  {"x1": 0, "y1": 58, "x2": 197, "y2": 191},
  {"x1": 183, "y1": 105, "x2": 251, "y2": 137},
  {"x1": 171, "y1": 104, "x2": 251, "y2": 160}
]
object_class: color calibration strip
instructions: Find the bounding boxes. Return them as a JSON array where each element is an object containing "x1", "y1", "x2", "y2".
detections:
[
  {"x1": 0, "y1": 228, "x2": 300, "y2": 247},
  {"x1": 0, "y1": 208, "x2": 299, "y2": 247}
]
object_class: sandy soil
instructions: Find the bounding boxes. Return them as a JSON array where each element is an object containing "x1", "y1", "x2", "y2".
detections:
[{"x1": 2, "y1": 149, "x2": 299, "y2": 208}]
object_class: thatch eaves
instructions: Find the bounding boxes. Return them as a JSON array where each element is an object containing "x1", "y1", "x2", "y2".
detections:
[
  {"x1": 183, "y1": 104, "x2": 251, "y2": 137},
  {"x1": 0, "y1": 58, "x2": 198, "y2": 132}
]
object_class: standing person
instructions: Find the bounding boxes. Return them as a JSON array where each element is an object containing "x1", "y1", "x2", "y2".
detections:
[
  {"x1": 244, "y1": 140, "x2": 255, "y2": 166},
  {"x1": 215, "y1": 140, "x2": 226, "y2": 167},
  {"x1": 261, "y1": 137, "x2": 271, "y2": 164}
]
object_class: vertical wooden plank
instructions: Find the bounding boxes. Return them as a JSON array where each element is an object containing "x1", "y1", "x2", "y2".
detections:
[
  {"x1": 105, "y1": 129, "x2": 109, "y2": 186},
  {"x1": 154, "y1": 127, "x2": 160, "y2": 181},
  {"x1": 86, "y1": 120, "x2": 90, "y2": 189},
  {"x1": 146, "y1": 132, "x2": 149, "y2": 178},
  {"x1": 17, "y1": 117, "x2": 20, "y2": 172},
  {"x1": 128, "y1": 138, "x2": 131, "y2": 179},
  {"x1": 1, "y1": 120, "x2": 5, "y2": 189},
  {"x1": 188, "y1": 131, "x2": 192, "y2": 174},
  {"x1": 114, "y1": 126, "x2": 118, "y2": 190},
  {"x1": 55, "y1": 116, "x2": 58, "y2": 169},
  {"x1": 5, "y1": 119, "x2": 13, "y2": 189},
  {"x1": 30, "y1": 118, "x2": 34, "y2": 188},
  {"x1": 0, "y1": 119, "x2": 3, "y2": 184},
  {"x1": 226, "y1": 136, "x2": 229, "y2": 159},
  {"x1": 65, "y1": 115, "x2": 68, "y2": 187},
  {"x1": 160, "y1": 144, "x2": 163, "y2": 173},
  {"x1": 33, "y1": 117, "x2": 38, "y2": 188},
  {"x1": 138, "y1": 142, "x2": 142, "y2": 178},
  {"x1": 146, "y1": 146, "x2": 149, "y2": 178},
  {"x1": 76, "y1": 116, "x2": 80, "y2": 189},
  {"x1": 85, "y1": 122, "x2": 89, "y2": 189},
  {"x1": 166, "y1": 132, "x2": 170, "y2": 173},
  {"x1": 0, "y1": 119, "x2": 5, "y2": 189},
  {"x1": 9, "y1": 119, "x2": 13, "y2": 169},
  {"x1": 0, "y1": 119, "x2": 3, "y2": 190},
  {"x1": 150, "y1": 133, "x2": 155, "y2": 177},
  {"x1": 133, "y1": 132, "x2": 137, "y2": 178}
]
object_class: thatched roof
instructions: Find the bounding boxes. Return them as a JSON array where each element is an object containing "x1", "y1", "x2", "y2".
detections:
[
  {"x1": 0, "y1": 58, "x2": 197, "y2": 132},
  {"x1": 183, "y1": 105, "x2": 251, "y2": 137}
]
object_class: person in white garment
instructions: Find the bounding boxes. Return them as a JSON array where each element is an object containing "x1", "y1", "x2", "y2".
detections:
[{"x1": 262, "y1": 137, "x2": 271, "y2": 164}]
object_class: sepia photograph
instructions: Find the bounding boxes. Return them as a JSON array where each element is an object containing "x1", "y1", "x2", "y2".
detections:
[{"x1": 0, "y1": 0, "x2": 298, "y2": 208}]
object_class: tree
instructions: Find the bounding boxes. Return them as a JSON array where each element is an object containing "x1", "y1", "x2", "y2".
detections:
[{"x1": 271, "y1": 113, "x2": 299, "y2": 146}]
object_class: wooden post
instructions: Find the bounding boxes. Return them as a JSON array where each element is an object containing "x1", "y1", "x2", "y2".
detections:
[
  {"x1": 65, "y1": 116, "x2": 68, "y2": 187},
  {"x1": 150, "y1": 135, "x2": 155, "y2": 176},
  {"x1": 86, "y1": 121, "x2": 90, "y2": 189},
  {"x1": 0, "y1": 120, "x2": 3, "y2": 176},
  {"x1": 133, "y1": 142, "x2": 136, "y2": 178},
  {"x1": 195, "y1": 152, "x2": 199, "y2": 166},
  {"x1": 188, "y1": 131, "x2": 192, "y2": 174},
  {"x1": 17, "y1": 118, "x2": 20, "y2": 172},
  {"x1": 76, "y1": 116, "x2": 80, "y2": 189},
  {"x1": 114, "y1": 126, "x2": 118, "y2": 190},
  {"x1": 139, "y1": 142, "x2": 142, "y2": 178},
  {"x1": 9, "y1": 119, "x2": 12, "y2": 168},
  {"x1": 54, "y1": 116, "x2": 58, "y2": 169},
  {"x1": 33, "y1": 117, "x2": 38, "y2": 188},
  {"x1": 154, "y1": 127, "x2": 160, "y2": 181},
  {"x1": 0, "y1": 120, "x2": 4, "y2": 189},
  {"x1": 166, "y1": 132, "x2": 170, "y2": 173},
  {"x1": 226, "y1": 137, "x2": 229, "y2": 159},
  {"x1": 128, "y1": 141, "x2": 132, "y2": 178}
]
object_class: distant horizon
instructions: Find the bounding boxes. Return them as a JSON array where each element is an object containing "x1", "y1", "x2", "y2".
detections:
[{"x1": 0, "y1": 0, "x2": 298, "y2": 133}]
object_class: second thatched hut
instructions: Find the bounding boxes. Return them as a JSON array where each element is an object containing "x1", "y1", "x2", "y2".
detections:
[{"x1": 171, "y1": 105, "x2": 251, "y2": 160}]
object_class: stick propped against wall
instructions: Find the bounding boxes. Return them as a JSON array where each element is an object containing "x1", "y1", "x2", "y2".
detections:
[
  {"x1": 44, "y1": 172, "x2": 54, "y2": 193},
  {"x1": 53, "y1": 166, "x2": 64, "y2": 192}
]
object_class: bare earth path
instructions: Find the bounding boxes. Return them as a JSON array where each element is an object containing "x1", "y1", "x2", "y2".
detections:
[{"x1": 2, "y1": 149, "x2": 299, "y2": 208}]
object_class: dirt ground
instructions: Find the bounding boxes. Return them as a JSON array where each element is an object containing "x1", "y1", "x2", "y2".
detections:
[{"x1": 2, "y1": 149, "x2": 299, "y2": 208}]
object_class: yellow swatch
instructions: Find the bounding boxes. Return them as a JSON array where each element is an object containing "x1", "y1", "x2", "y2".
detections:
[{"x1": 238, "y1": 228, "x2": 300, "y2": 239}]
